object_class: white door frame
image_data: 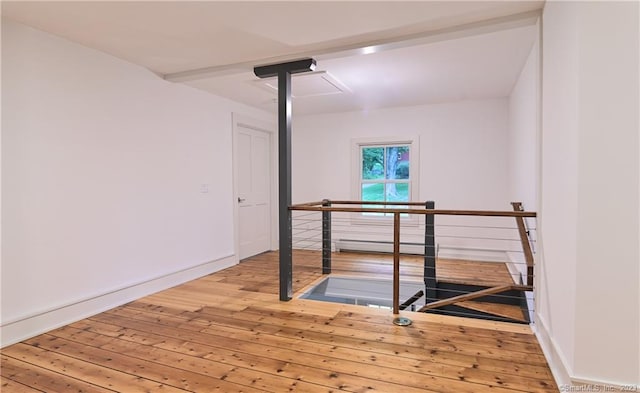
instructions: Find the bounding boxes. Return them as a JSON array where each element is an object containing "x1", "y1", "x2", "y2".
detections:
[{"x1": 232, "y1": 113, "x2": 278, "y2": 261}]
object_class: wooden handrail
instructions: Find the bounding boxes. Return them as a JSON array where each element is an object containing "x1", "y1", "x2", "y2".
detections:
[
  {"x1": 511, "y1": 202, "x2": 535, "y2": 286},
  {"x1": 290, "y1": 204, "x2": 536, "y2": 218},
  {"x1": 417, "y1": 285, "x2": 532, "y2": 312},
  {"x1": 322, "y1": 200, "x2": 430, "y2": 206},
  {"x1": 292, "y1": 200, "x2": 328, "y2": 207}
]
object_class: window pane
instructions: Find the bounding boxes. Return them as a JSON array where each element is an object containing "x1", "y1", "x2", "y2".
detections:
[
  {"x1": 395, "y1": 147, "x2": 410, "y2": 179},
  {"x1": 362, "y1": 183, "x2": 385, "y2": 216},
  {"x1": 362, "y1": 147, "x2": 384, "y2": 180},
  {"x1": 385, "y1": 146, "x2": 410, "y2": 180},
  {"x1": 386, "y1": 183, "x2": 409, "y2": 202},
  {"x1": 362, "y1": 182, "x2": 384, "y2": 201}
]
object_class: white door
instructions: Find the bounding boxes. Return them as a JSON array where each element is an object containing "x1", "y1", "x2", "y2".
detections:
[{"x1": 237, "y1": 125, "x2": 271, "y2": 260}]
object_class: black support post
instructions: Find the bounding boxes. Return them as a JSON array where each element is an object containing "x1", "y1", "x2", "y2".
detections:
[
  {"x1": 424, "y1": 201, "x2": 436, "y2": 304},
  {"x1": 254, "y1": 58, "x2": 316, "y2": 301},
  {"x1": 277, "y1": 70, "x2": 293, "y2": 300},
  {"x1": 322, "y1": 199, "x2": 332, "y2": 274}
]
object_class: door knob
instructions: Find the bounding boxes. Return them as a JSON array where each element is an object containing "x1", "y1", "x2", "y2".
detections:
[{"x1": 238, "y1": 197, "x2": 246, "y2": 203}]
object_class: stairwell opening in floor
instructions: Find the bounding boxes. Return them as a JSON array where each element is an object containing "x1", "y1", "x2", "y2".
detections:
[{"x1": 299, "y1": 276, "x2": 424, "y2": 311}]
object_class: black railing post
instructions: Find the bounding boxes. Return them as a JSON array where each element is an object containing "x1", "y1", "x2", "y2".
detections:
[
  {"x1": 322, "y1": 199, "x2": 332, "y2": 274},
  {"x1": 277, "y1": 70, "x2": 293, "y2": 301},
  {"x1": 424, "y1": 201, "x2": 436, "y2": 304}
]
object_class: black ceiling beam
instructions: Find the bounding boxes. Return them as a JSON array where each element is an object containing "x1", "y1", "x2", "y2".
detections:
[
  {"x1": 253, "y1": 58, "x2": 316, "y2": 79},
  {"x1": 253, "y1": 58, "x2": 316, "y2": 301}
]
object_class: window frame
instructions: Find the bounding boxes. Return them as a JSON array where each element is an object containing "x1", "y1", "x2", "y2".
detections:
[{"x1": 350, "y1": 136, "x2": 420, "y2": 225}]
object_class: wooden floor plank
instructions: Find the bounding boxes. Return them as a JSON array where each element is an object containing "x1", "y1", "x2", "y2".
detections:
[
  {"x1": 117, "y1": 303, "x2": 554, "y2": 380},
  {"x1": 48, "y1": 325, "x2": 429, "y2": 393},
  {"x1": 2, "y1": 344, "x2": 191, "y2": 393},
  {"x1": 26, "y1": 334, "x2": 306, "y2": 393},
  {"x1": 89, "y1": 308, "x2": 554, "y2": 392},
  {"x1": 24, "y1": 335, "x2": 272, "y2": 393},
  {"x1": 1, "y1": 376, "x2": 44, "y2": 393},
  {"x1": 0, "y1": 250, "x2": 557, "y2": 392},
  {"x1": 0, "y1": 354, "x2": 115, "y2": 393},
  {"x1": 80, "y1": 307, "x2": 554, "y2": 382},
  {"x1": 84, "y1": 313, "x2": 468, "y2": 392},
  {"x1": 102, "y1": 303, "x2": 545, "y2": 364},
  {"x1": 197, "y1": 306, "x2": 547, "y2": 363}
]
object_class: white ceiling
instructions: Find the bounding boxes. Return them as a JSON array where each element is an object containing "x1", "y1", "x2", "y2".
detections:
[{"x1": 2, "y1": 1, "x2": 542, "y2": 115}]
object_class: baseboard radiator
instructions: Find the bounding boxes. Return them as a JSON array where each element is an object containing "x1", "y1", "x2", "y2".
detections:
[
  {"x1": 334, "y1": 239, "x2": 434, "y2": 256},
  {"x1": 334, "y1": 238, "x2": 509, "y2": 263}
]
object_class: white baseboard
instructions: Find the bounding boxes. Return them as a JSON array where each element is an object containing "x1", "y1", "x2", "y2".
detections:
[
  {"x1": 535, "y1": 320, "x2": 638, "y2": 390},
  {"x1": 0, "y1": 254, "x2": 237, "y2": 348},
  {"x1": 569, "y1": 376, "x2": 639, "y2": 391},
  {"x1": 533, "y1": 314, "x2": 572, "y2": 388}
]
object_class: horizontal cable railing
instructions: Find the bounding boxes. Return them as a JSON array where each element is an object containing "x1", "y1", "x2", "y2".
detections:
[{"x1": 290, "y1": 200, "x2": 536, "y2": 325}]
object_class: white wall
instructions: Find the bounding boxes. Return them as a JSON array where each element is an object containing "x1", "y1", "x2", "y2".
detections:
[
  {"x1": 537, "y1": 2, "x2": 580, "y2": 385},
  {"x1": 573, "y1": 1, "x2": 639, "y2": 385},
  {"x1": 538, "y1": 1, "x2": 639, "y2": 386},
  {"x1": 508, "y1": 36, "x2": 538, "y2": 213},
  {"x1": 292, "y1": 99, "x2": 515, "y2": 258},
  {"x1": 506, "y1": 24, "x2": 539, "y2": 299},
  {"x1": 293, "y1": 99, "x2": 509, "y2": 208},
  {"x1": 1, "y1": 19, "x2": 271, "y2": 346},
  {"x1": 507, "y1": 24, "x2": 540, "y2": 283}
]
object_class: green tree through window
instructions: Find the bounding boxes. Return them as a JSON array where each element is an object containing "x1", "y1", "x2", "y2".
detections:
[{"x1": 361, "y1": 145, "x2": 410, "y2": 205}]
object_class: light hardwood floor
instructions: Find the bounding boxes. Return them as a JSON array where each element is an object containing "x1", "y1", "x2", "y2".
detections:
[{"x1": 1, "y1": 251, "x2": 556, "y2": 392}]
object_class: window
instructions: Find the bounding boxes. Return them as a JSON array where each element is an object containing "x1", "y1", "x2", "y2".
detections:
[
  {"x1": 361, "y1": 145, "x2": 410, "y2": 203},
  {"x1": 351, "y1": 137, "x2": 419, "y2": 221}
]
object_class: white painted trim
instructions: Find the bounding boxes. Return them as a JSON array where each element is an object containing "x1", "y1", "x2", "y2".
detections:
[
  {"x1": 0, "y1": 254, "x2": 236, "y2": 348},
  {"x1": 533, "y1": 314, "x2": 573, "y2": 389},
  {"x1": 568, "y1": 377, "x2": 639, "y2": 392}
]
